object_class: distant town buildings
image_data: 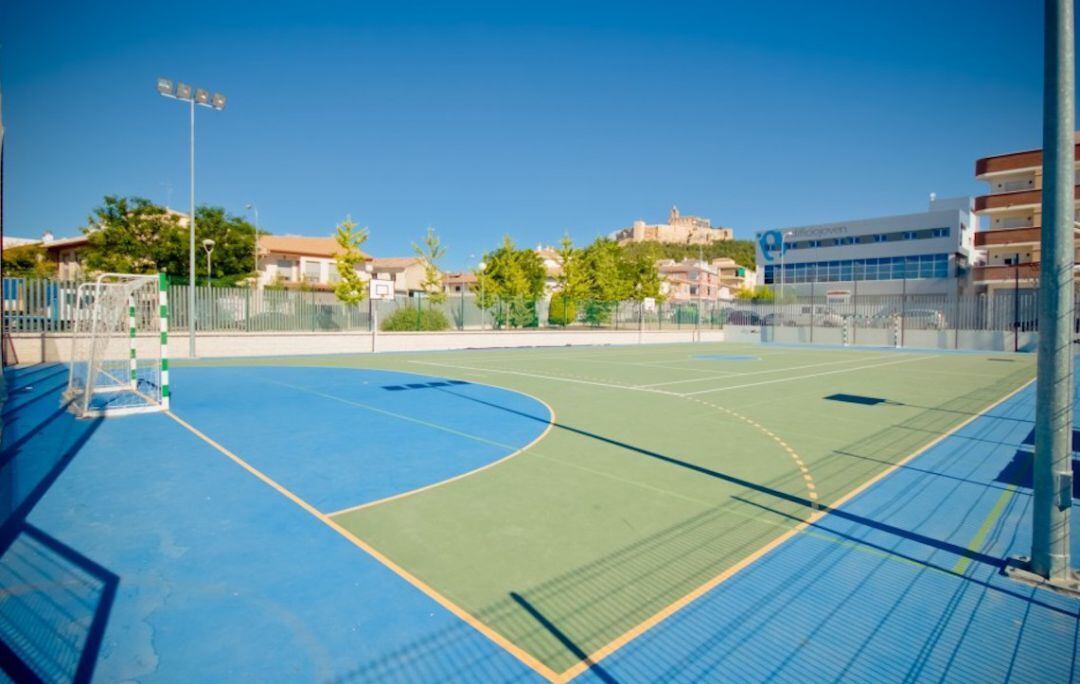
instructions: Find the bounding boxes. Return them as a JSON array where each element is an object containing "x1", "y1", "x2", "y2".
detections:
[
  {"x1": 972, "y1": 137, "x2": 1080, "y2": 295},
  {"x1": 615, "y1": 206, "x2": 734, "y2": 245},
  {"x1": 657, "y1": 258, "x2": 756, "y2": 302},
  {"x1": 755, "y1": 195, "x2": 978, "y2": 297}
]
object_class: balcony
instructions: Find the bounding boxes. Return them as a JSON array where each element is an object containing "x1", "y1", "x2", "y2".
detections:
[
  {"x1": 974, "y1": 185, "x2": 1080, "y2": 213},
  {"x1": 972, "y1": 263, "x2": 1041, "y2": 282},
  {"x1": 975, "y1": 142, "x2": 1080, "y2": 178},
  {"x1": 974, "y1": 226, "x2": 1041, "y2": 248}
]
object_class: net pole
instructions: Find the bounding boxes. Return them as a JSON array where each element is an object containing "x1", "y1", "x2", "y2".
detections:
[
  {"x1": 1032, "y1": 0, "x2": 1074, "y2": 582},
  {"x1": 128, "y1": 294, "x2": 137, "y2": 388},
  {"x1": 159, "y1": 273, "x2": 170, "y2": 411}
]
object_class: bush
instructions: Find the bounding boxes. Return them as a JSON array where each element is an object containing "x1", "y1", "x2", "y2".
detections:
[
  {"x1": 548, "y1": 296, "x2": 577, "y2": 326},
  {"x1": 380, "y1": 306, "x2": 451, "y2": 331},
  {"x1": 491, "y1": 298, "x2": 539, "y2": 329},
  {"x1": 583, "y1": 300, "x2": 614, "y2": 326}
]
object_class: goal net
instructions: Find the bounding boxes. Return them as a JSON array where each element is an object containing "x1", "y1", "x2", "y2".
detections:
[{"x1": 65, "y1": 273, "x2": 170, "y2": 418}]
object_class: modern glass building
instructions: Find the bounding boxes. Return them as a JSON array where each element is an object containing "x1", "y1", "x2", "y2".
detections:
[{"x1": 755, "y1": 196, "x2": 978, "y2": 296}]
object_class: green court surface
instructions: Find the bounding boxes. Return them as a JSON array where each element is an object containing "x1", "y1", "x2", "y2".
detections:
[{"x1": 194, "y1": 342, "x2": 1036, "y2": 677}]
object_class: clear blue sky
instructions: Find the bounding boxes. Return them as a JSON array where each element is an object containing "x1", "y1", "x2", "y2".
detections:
[{"x1": 1, "y1": 1, "x2": 1049, "y2": 269}]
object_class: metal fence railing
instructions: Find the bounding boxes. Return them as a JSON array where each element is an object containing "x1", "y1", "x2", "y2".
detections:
[{"x1": 1, "y1": 277, "x2": 1069, "y2": 340}]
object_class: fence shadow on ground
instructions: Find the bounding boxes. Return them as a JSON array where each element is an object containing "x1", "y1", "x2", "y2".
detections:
[
  {"x1": 1, "y1": 366, "x2": 114, "y2": 683},
  {"x1": 330, "y1": 368, "x2": 1049, "y2": 680}
]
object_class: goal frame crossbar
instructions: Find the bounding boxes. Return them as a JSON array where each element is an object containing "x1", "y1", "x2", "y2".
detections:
[{"x1": 65, "y1": 273, "x2": 170, "y2": 418}]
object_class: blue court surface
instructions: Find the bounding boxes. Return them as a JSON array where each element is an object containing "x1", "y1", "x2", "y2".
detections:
[{"x1": 1, "y1": 361, "x2": 1078, "y2": 682}]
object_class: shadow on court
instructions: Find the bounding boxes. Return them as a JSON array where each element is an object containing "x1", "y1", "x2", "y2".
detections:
[
  {"x1": 1, "y1": 366, "x2": 115, "y2": 683},
  {"x1": 326, "y1": 365, "x2": 1062, "y2": 678}
]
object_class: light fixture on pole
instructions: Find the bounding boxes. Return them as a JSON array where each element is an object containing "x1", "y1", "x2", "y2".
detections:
[
  {"x1": 202, "y1": 238, "x2": 216, "y2": 285},
  {"x1": 157, "y1": 77, "x2": 226, "y2": 357},
  {"x1": 246, "y1": 203, "x2": 260, "y2": 286}
]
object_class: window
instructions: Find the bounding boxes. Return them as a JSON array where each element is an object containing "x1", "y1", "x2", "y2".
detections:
[
  {"x1": 903, "y1": 231, "x2": 917, "y2": 240},
  {"x1": 930, "y1": 227, "x2": 949, "y2": 238},
  {"x1": 873, "y1": 234, "x2": 886, "y2": 243},
  {"x1": 303, "y1": 260, "x2": 322, "y2": 282}
]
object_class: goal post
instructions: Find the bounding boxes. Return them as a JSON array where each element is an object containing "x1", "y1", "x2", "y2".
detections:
[{"x1": 65, "y1": 273, "x2": 170, "y2": 418}]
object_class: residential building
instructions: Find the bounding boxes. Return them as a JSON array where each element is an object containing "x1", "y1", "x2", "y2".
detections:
[
  {"x1": 258, "y1": 235, "x2": 370, "y2": 289},
  {"x1": 615, "y1": 206, "x2": 734, "y2": 245},
  {"x1": 370, "y1": 257, "x2": 427, "y2": 295},
  {"x1": 972, "y1": 137, "x2": 1080, "y2": 293},
  {"x1": 535, "y1": 245, "x2": 563, "y2": 292},
  {"x1": 711, "y1": 257, "x2": 755, "y2": 293},
  {"x1": 42, "y1": 234, "x2": 92, "y2": 280},
  {"x1": 658, "y1": 259, "x2": 724, "y2": 302},
  {"x1": 755, "y1": 195, "x2": 978, "y2": 296},
  {"x1": 443, "y1": 271, "x2": 478, "y2": 294}
]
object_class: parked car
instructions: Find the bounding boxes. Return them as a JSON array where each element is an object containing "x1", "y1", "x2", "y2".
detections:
[
  {"x1": 794, "y1": 305, "x2": 844, "y2": 328},
  {"x1": 725, "y1": 310, "x2": 762, "y2": 326},
  {"x1": 762, "y1": 312, "x2": 798, "y2": 327},
  {"x1": 903, "y1": 309, "x2": 946, "y2": 330}
]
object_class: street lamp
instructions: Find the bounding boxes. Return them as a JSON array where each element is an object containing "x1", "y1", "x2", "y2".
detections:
[
  {"x1": 202, "y1": 238, "x2": 216, "y2": 285},
  {"x1": 157, "y1": 77, "x2": 226, "y2": 357},
  {"x1": 246, "y1": 203, "x2": 260, "y2": 287}
]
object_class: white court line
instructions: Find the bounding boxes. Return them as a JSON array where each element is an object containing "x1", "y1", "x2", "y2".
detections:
[
  {"x1": 408, "y1": 360, "x2": 681, "y2": 396},
  {"x1": 680, "y1": 354, "x2": 936, "y2": 396},
  {"x1": 638, "y1": 354, "x2": 901, "y2": 388}
]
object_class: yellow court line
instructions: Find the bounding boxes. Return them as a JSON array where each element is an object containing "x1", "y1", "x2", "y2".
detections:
[
  {"x1": 558, "y1": 376, "x2": 1035, "y2": 681},
  {"x1": 164, "y1": 410, "x2": 564, "y2": 683},
  {"x1": 953, "y1": 484, "x2": 1017, "y2": 576}
]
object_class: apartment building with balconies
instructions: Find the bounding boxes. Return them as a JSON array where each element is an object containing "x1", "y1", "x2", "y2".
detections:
[{"x1": 972, "y1": 136, "x2": 1080, "y2": 293}]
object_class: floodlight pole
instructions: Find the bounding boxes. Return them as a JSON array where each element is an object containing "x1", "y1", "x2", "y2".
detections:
[
  {"x1": 189, "y1": 97, "x2": 196, "y2": 356},
  {"x1": 1030, "y1": 0, "x2": 1075, "y2": 584}
]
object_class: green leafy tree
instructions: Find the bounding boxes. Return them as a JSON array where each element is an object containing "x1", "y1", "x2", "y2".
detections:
[
  {"x1": 83, "y1": 196, "x2": 185, "y2": 275},
  {"x1": 620, "y1": 250, "x2": 663, "y2": 303},
  {"x1": 549, "y1": 234, "x2": 586, "y2": 325},
  {"x1": 83, "y1": 196, "x2": 257, "y2": 283},
  {"x1": 186, "y1": 206, "x2": 258, "y2": 285},
  {"x1": 2, "y1": 244, "x2": 55, "y2": 278},
  {"x1": 620, "y1": 239, "x2": 756, "y2": 270},
  {"x1": 475, "y1": 235, "x2": 545, "y2": 328},
  {"x1": 333, "y1": 216, "x2": 369, "y2": 306},
  {"x1": 578, "y1": 238, "x2": 630, "y2": 325},
  {"x1": 412, "y1": 226, "x2": 447, "y2": 304}
]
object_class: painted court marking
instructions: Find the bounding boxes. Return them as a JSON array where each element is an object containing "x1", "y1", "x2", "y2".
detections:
[
  {"x1": 164, "y1": 409, "x2": 565, "y2": 683},
  {"x1": 161, "y1": 362, "x2": 1034, "y2": 683},
  {"x1": 680, "y1": 354, "x2": 934, "y2": 396},
  {"x1": 557, "y1": 376, "x2": 1035, "y2": 681}
]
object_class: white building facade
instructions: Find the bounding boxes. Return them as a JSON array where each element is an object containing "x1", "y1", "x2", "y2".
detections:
[{"x1": 755, "y1": 196, "x2": 978, "y2": 297}]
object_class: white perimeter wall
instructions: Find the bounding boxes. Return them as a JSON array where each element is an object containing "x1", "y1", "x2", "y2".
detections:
[{"x1": 8, "y1": 329, "x2": 727, "y2": 364}]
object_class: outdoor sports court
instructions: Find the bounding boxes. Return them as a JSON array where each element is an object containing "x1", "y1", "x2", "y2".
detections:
[{"x1": 3, "y1": 342, "x2": 1079, "y2": 682}]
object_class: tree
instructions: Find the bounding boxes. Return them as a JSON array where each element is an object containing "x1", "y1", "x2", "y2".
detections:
[
  {"x1": 550, "y1": 234, "x2": 586, "y2": 325},
  {"x1": 332, "y1": 216, "x2": 369, "y2": 306},
  {"x1": 82, "y1": 196, "x2": 257, "y2": 283},
  {"x1": 412, "y1": 226, "x2": 447, "y2": 304},
  {"x1": 620, "y1": 250, "x2": 663, "y2": 303},
  {"x1": 186, "y1": 206, "x2": 258, "y2": 285},
  {"x1": 2, "y1": 244, "x2": 55, "y2": 278},
  {"x1": 475, "y1": 235, "x2": 545, "y2": 328},
  {"x1": 578, "y1": 238, "x2": 631, "y2": 325},
  {"x1": 83, "y1": 196, "x2": 185, "y2": 275}
]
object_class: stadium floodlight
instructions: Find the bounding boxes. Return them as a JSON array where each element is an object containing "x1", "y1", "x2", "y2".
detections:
[{"x1": 155, "y1": 77, "x2": 228, "y2": 357}]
